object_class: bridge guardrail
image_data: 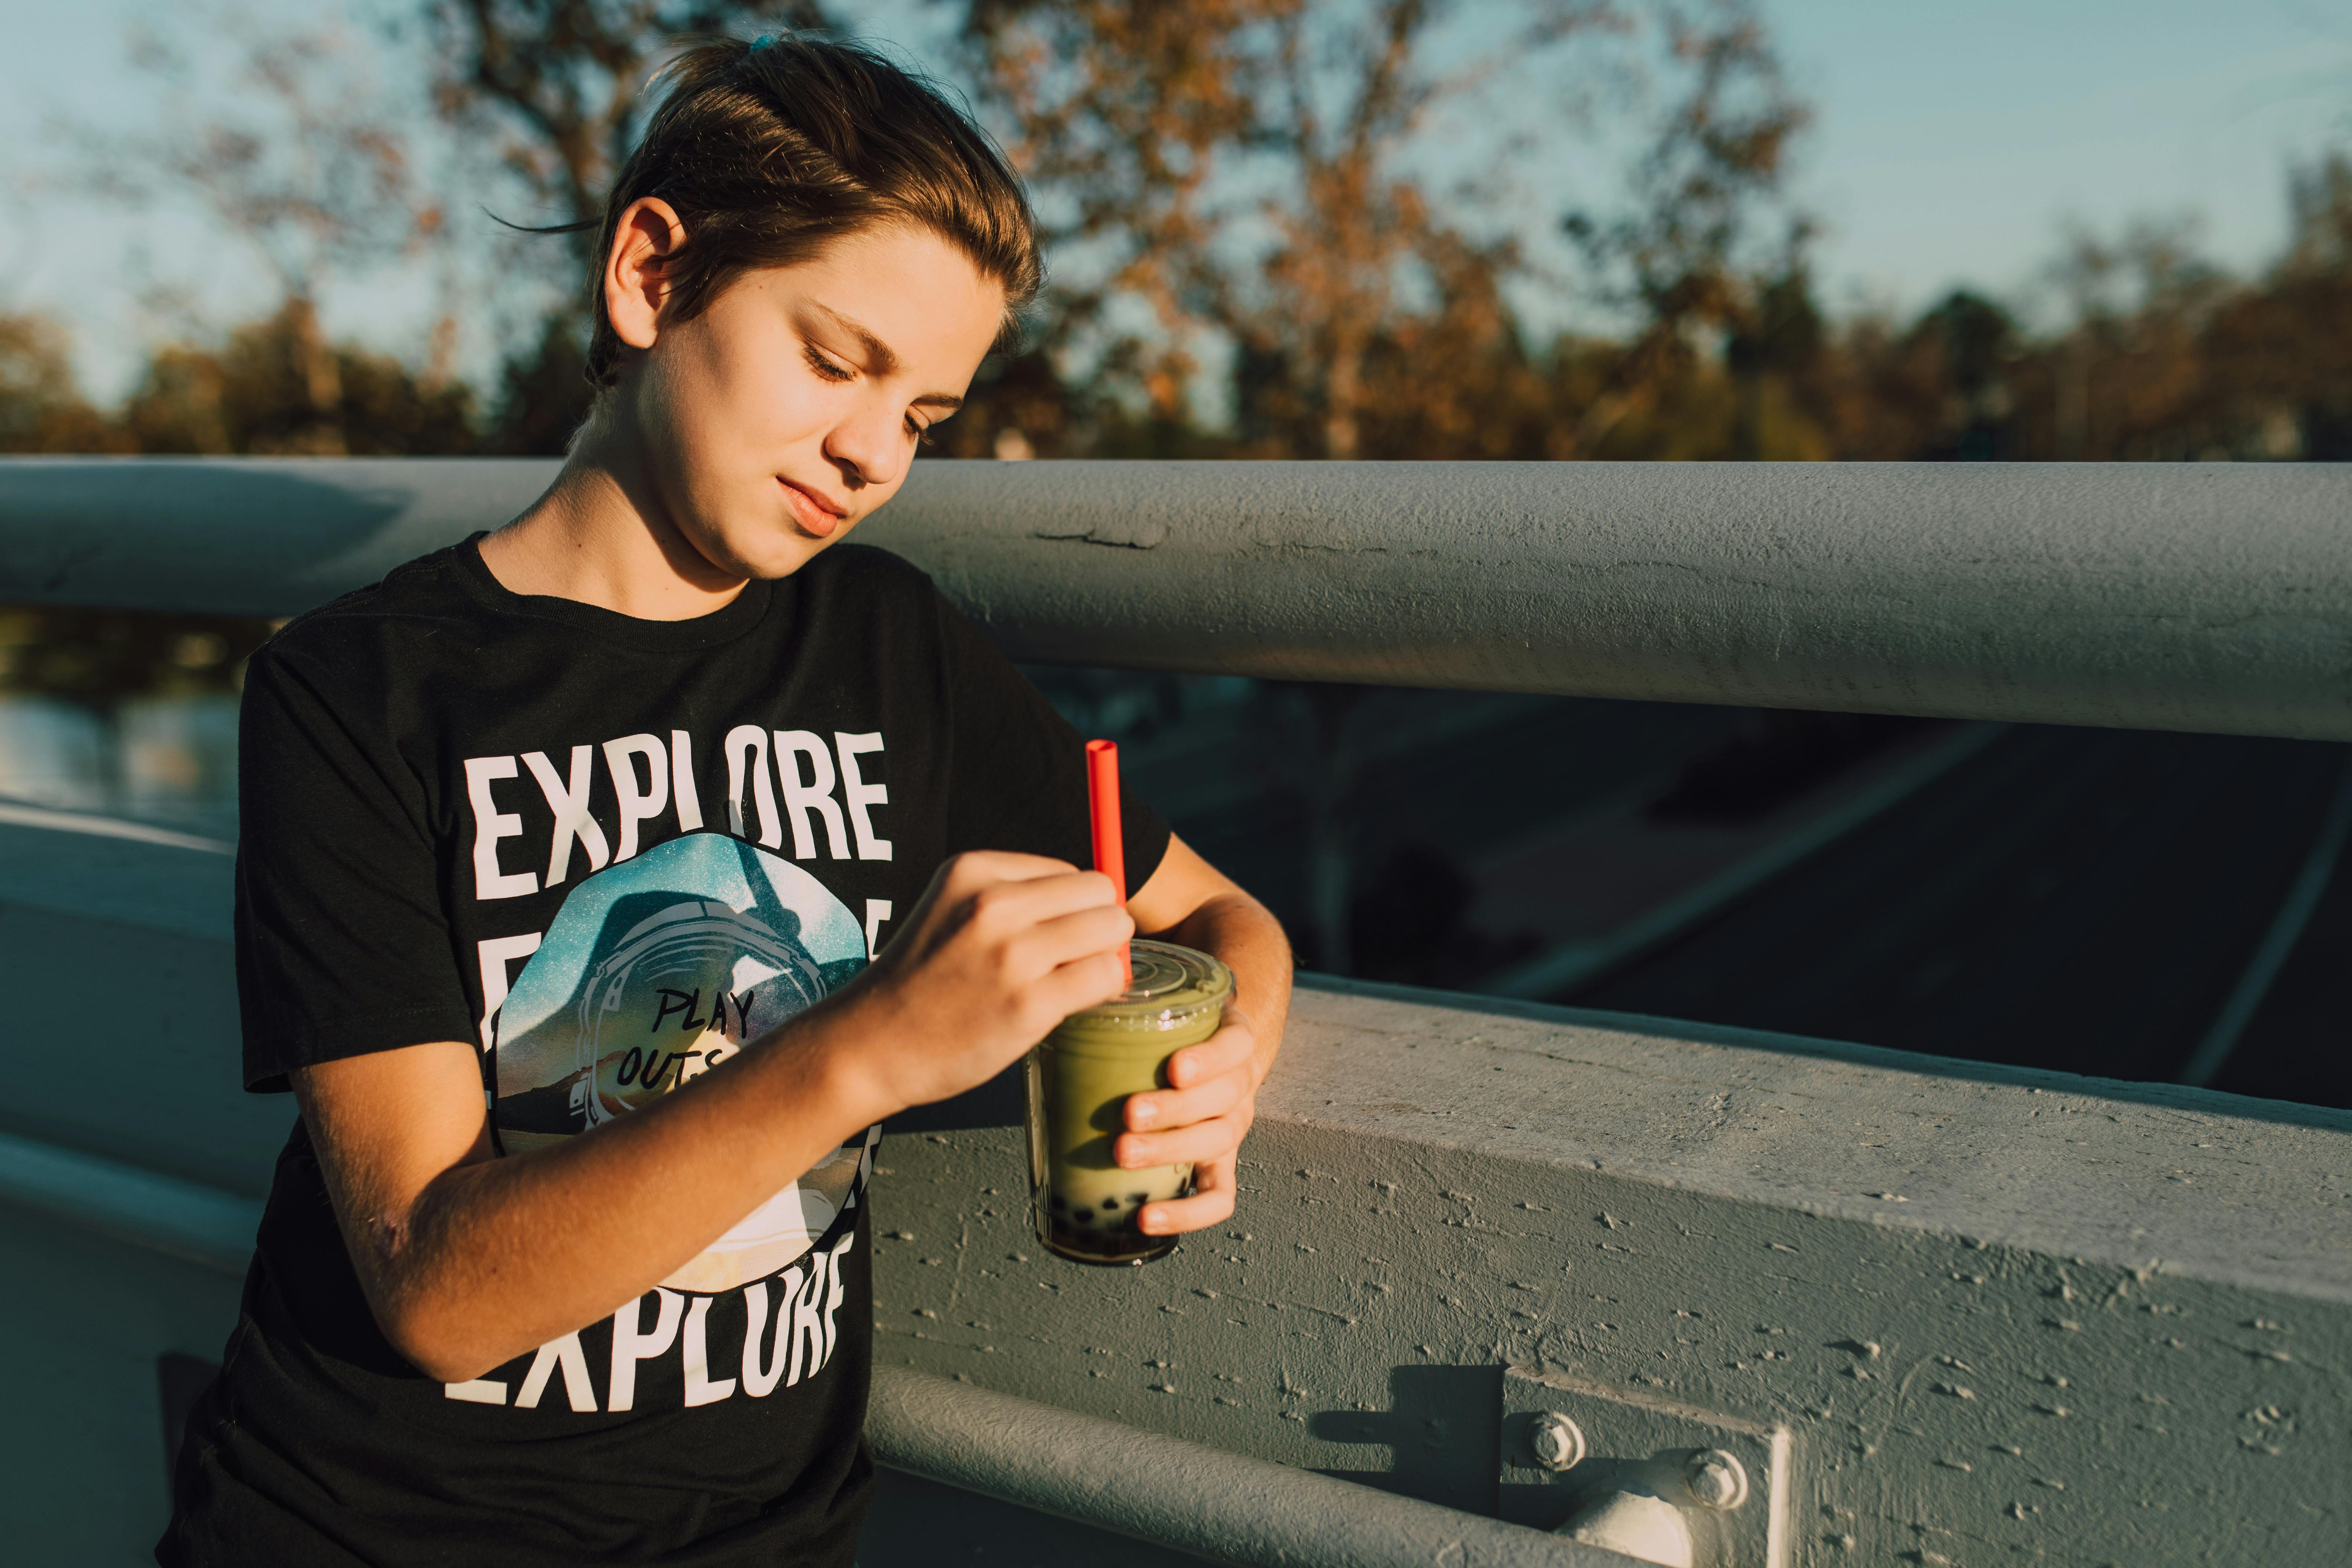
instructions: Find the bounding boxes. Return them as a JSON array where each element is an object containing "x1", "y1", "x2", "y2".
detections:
[{"x1": 5, "y1": 456, "x2": 2348, "y2": 739}]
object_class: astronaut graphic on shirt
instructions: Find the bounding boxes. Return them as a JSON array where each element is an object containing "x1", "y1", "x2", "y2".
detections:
[{"x1": 457, "y1": 831, "x2": 878, "y2": 1410}]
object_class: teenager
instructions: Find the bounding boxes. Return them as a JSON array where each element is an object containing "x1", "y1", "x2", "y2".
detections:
[{"x1": 161, "y1": 33, "x2": 1291, "y2": 1567}]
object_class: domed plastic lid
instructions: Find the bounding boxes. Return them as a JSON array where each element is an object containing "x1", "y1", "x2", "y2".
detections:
[{"x1": 1082, "y1": 939, "x2": 1233, "y2": 1029}]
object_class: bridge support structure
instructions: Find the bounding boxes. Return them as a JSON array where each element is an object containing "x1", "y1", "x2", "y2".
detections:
[{"x1": 2, "y1": 458, "x2": 2347, "y2": 1565}]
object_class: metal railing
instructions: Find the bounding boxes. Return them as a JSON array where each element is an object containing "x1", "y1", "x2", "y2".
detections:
[
  {"x1": 5, "y1": 456, "x2": 2348, "y2": 738},
  {"x1": 6, "y1": 456, "x2": 2352, "y2": 1566},
  {"x1": 866, "y1": 1361, "x2": 1627, "y2": 1567}
]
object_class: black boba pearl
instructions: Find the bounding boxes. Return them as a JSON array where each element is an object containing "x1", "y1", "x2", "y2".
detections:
[
  {"x1": 1049, "y1": 1195, "x2": 1066, "y2": 1212},
  {"x1": 1073, "y1": 1208, "x2": 1093, "y2": 1224},
  {"x1": 1127, "y1": 1194, "x2": 1148, "y2": 1207},
  {"x1": 1101, "y1": 1198, "x2": 1119, "y2": 1211}
]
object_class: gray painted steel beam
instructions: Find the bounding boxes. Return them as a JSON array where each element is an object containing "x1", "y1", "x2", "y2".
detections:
[
  {"x1": 865, "y1": 1364, "x2": 1633, "y2": 1567},
  {"x1": 2, "y1": 455, "x2": 2348, "y2": 737}
]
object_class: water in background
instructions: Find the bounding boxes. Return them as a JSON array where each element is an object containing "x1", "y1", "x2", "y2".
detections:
[{"x1": 0, "y1": 693, "x2": 241, "y2": 842}]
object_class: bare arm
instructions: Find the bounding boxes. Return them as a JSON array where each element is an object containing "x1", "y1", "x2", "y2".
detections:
[
  {"x1": 1120, "y1": 833, "x2": 1294, "y2": 1237},
  {"x1": 296, "y1": 851, "x2": 1131, "y2": 1383}
]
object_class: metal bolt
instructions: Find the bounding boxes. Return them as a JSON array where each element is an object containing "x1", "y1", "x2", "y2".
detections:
[
  {"x1": 1528, "y1": 1412, "x2": 1586, "y2": 1472},
  {"x1": 1683, "y1": 1449, "x2": 1749, "y2": 1512}
]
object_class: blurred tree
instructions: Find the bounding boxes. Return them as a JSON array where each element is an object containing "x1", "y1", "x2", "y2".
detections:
[
  {"x1": 426, "y1": 1, "x2": 831, "y2": 266},
  {"x1": 1911, "y1": 289, "x2": 2021, "y2": 461},
  {"x1": 1232, "y1": 0, "x2": 1588, "y2": 462},
  {"x1": 950, "y1": 0, "x2": 1276, "y2": 447},
  {"x1": 1338, "y1": 229, "x2": 1556, "y2": 461},
  {"x1": 0, "y1": 317, "x2": 126, "y2": 454},
  {"x1": 2205, "y1": 153, "x2": 2352, "y2": 460},
  {"x1": 423, "y1": 1, "x2": 834, "y2": 451},
  {"x1": 955, "y1": 0, "x2": 1810, "y2": 463},
  {"x1": 119, "y1": 301, "x2": 479, "y2": 457},
  {"x1": 924, "y1": 349, "x2": 1081, "y2": 459},
  {"x1": 89, "y1": 15, "x2": 457, "y2": 455},
  {"x1": 1557, "y1": 1, "x2": 1811, "y2": 458},
  {"x1": 483, "y1": 312, "x2": 595, "y2": 455},
  {"x1": 24, "y1": 0, "x2": 2352, "y2": 477}
]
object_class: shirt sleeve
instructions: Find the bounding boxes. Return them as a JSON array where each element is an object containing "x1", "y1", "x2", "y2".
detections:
[
  {"x1": 234, "y1": 640, "x2": 476, "y2": 1092},
  {"x1": 935, "y1": 592, "x2": 1172, "y2": 892}
]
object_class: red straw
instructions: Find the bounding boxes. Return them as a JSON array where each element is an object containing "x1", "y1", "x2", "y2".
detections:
[{"x1": 1085, "y1": 739, "x2": 1132, "y2": 986}]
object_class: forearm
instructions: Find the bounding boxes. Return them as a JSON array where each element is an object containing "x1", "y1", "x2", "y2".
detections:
[
  {"x1": 354, "y1": 999, "x2": 887, "y2": 1381},
  {"x1": 1152, "y1": 889, "x2": 1292, "y2": 1078},
  {"x1": 314, "y1": 850, "x2": 1133, "y2": 1382}
]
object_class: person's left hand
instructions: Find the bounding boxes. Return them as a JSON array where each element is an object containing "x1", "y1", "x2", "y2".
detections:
[{"x1": 1114, "y1": 1008, "x2": 1270, "y2": 1236}]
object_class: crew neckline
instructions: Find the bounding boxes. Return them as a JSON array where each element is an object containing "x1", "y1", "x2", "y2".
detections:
[{"x1": 451, "y1": 533, "x2": 781, "y2": 652}]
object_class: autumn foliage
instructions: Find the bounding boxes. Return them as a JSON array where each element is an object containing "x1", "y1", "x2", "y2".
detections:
[{"x1": 2, "y1": 0, "x2": 2346, "y2": 468}]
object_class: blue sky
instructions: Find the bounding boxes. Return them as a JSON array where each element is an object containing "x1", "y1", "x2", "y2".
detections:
[
  {"x1": 2, "y1": 0, "x2": 2344, "y2": 402},
  {"x1": 1772, "y1": 0, "x2": 2348, "y2": 317}
]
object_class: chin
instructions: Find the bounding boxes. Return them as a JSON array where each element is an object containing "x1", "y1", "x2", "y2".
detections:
[
  {"x1": 669, "y1": 505, "x2": 803, "y2": 581},
  {"x1": 724, "y1": 522, "x2": 837, "y2": 581}
]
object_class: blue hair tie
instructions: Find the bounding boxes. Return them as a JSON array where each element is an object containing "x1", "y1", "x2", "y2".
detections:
[{"x1": 750, "y1": 33, "x2": 775, "y2": 51}]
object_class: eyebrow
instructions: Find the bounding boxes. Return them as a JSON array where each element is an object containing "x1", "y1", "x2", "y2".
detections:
[{"x1": 808, "y1": 303, "x2": 965, "y2": 411}]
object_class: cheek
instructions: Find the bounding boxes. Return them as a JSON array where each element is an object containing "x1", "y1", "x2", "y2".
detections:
[
  {"x1": 707, "y1": 332, "x2": 842, "y2": 453},
  {"x1": 700, "y1": 356, "x2": 796, "y2": 445},
  {"x1": 662, "y1": 321, "x2": 822, "y2": 463},
  {"x1": 636, "y1": 357, "x2": 779, "y2": 553}
]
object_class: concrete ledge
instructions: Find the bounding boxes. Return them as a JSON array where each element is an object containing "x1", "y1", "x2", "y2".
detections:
[
  {"x1": 873, "y1": 976, "x2": 2352, "y2": 1565},
  {"x1": 1280, "y1": 975, "x2": 2352, "y2": 1306}
]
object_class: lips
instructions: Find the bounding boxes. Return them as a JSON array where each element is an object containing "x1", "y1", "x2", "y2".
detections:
[{"x1": 778, "y1": 477, "x2": 847, "y2": 538}]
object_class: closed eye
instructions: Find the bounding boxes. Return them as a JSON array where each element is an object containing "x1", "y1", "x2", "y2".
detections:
[
  {"x1": 803, "y1": 345, "x2": 855, "y2": 384},
  {"x1": 805, "y1": 340, "x2": 940, "y2": 444}
]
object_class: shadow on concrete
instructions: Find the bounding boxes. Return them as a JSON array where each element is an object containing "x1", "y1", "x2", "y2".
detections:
[
  {"x1": 1306, "y1": 1362, "x2": 1504, "y2": 1516},
  {"x1": 886, "y1": 1060, "x2": 1026, "y2": 1134}
]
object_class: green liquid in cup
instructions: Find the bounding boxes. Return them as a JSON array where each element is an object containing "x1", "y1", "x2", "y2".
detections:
[{"x1": 1026, "y1": 940, "x2": 1233, "y2": 1266}]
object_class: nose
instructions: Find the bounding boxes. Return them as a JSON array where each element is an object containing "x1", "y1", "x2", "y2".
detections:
[{"x1": 822, "y1": 397, "x2": 909, "y2": 495}]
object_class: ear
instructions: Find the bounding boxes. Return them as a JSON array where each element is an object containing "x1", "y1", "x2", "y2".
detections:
[{"x1": 603, "y1": 197, "x2": 688, "y2": 352}]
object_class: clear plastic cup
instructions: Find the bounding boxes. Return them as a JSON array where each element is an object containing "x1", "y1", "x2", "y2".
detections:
[{"x1": 1025, "y1": 939, "x2": 1233, "y2": 1265}]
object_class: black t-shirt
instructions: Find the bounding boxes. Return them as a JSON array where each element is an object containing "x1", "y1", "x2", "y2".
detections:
[{"x1": 162, "y1": 536, "x2": 1168, "y2": 1567}]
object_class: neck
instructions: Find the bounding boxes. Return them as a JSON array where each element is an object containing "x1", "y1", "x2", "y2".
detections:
[{"x1": 479, "y1": 409, "x2": 748, "y2": 621}]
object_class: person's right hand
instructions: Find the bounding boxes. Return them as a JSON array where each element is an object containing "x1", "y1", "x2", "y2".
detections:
[{"x1": 828, "y1": 850, "x2": 1133, "y2": 1121}]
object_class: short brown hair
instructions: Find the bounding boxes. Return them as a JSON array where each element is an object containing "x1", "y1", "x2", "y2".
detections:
[{"x1": 580, "y1": 33, "x2": 1041, "y2": 389}]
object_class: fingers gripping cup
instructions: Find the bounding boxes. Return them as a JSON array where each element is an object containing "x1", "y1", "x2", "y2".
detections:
[{"x1": 1027, "y1": 939, "x2": 1232, "y2": 1266}]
